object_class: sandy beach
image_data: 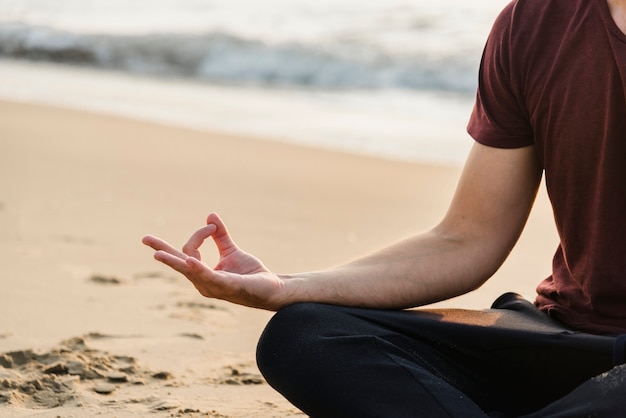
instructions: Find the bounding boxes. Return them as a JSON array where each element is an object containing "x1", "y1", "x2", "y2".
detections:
[{"x1": 0, "y1": 98, "x2": 558, "y2": 417}]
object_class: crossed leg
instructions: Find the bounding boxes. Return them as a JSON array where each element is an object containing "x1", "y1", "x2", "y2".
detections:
[{"x1": 257, "y1": 294, "x2": 619, "y2": 417}]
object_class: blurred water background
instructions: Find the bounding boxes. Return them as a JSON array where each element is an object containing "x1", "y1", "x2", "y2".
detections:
[{"x1": 0, "y1": 0, "x2": 509, "y2": 165}]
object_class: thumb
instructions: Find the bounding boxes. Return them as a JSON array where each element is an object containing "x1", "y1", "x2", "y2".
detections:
[{"x1": 206, "y1": 212, "x2": 239, "y2": 256}]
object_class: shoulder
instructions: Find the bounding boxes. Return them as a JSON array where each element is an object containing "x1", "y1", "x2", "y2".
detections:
[
  {"x1": 500, "y1": 0, "x2": 596, "y2": 31},
  {"x1": 506, "y1": 0, "x2": 589, "y2": 16},
  {"x1": 489, "y1": 0, "x2": 597, "y2": 58}
]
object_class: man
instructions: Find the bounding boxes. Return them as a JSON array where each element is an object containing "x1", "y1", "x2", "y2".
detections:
[{"x1": 143, "y1": 0, "x2": 626, "y2": 416}]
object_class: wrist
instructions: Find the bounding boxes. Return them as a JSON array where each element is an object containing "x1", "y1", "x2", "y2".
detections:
[{"x1": 268, "y1": 273, "x2": 307, "y2": 310}]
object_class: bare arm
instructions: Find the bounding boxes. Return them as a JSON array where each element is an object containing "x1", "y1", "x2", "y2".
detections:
[{"x1": 143, "y1": 142, "x2": 542, "y2": 310}]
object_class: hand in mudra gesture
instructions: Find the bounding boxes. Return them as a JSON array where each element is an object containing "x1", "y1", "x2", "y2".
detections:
[{"x1": 142, "y1": 213, "x2": 285, "y2": 310}]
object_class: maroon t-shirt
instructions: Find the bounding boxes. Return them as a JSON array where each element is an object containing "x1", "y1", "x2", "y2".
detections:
[{"x1": 467, "y1": 0, "x2": 626, "y2": 335}]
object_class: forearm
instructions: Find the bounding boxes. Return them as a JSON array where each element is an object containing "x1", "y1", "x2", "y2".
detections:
[{"x1": 276, "y1": 227, "x2": 497, "y2": 310}]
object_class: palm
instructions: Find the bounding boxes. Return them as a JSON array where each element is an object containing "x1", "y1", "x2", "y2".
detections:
[{"x1": 214, "y1": 247, "x2": 267, "y2": 276}]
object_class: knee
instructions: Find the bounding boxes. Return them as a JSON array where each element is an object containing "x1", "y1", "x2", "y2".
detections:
[
  {"x1": 257, "y1": 303, "x2": 326, "y2": 365},
  {"x1": 256, "y1": 303, "x2": 341, "y2": 382}
]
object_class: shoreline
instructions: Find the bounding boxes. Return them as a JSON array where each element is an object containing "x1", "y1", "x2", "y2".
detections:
[{"x1": 0, "y1": 58, "x2": 474, "y2": 166}]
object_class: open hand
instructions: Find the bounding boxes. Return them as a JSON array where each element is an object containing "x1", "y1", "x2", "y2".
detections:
[{"x1": 142, "y1": 213, "x2": 286, "y2": 310}]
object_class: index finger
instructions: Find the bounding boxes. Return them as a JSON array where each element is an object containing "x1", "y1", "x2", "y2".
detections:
[{"x1": 182, "y1": 223, "x2": 218, "y2": 259}]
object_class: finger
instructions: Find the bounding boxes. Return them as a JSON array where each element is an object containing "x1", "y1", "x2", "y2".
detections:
[
  {"x1": 153, "y1": 250, "x2": 192, "y2": 273},
  {"x1": 185, "y1": 257, "x2": 235, "y2": 298},
  {"x1": 186, "y1": 255, "x2": 210, "y2": 273},
  {"x1": 155, "y1": 251, "x2": 218, "y2": 291},
  {"x1": 206, "y1": 213, "x2": 239, "y2": 256},
  {"x1": 142, "y1": 235, "x2": 187, "y2": 259},
  {"x1": 182, "y1": 224, "x2": 218, "y2": 259}
]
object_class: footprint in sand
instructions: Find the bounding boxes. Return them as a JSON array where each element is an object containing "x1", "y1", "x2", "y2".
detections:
[
  {"x1": 88, "y1": 274, "x2": 125, "y2": 285},
  {"x1": 168, "y1": 300, "x2": 231, "y2": 324}
]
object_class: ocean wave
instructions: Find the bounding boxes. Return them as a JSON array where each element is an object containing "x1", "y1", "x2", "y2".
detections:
[{"x1": 0, "y1": 22, "x2": 479, "y2": 93}]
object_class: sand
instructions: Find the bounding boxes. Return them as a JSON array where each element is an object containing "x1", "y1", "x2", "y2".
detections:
[{"x1": 0, "y1": 99, "x2": 558, "y2": 417}]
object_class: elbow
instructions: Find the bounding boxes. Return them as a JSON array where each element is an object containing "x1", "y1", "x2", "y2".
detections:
[{"x1": 430, "y1": 224, "x2": 513, "y2": 294}]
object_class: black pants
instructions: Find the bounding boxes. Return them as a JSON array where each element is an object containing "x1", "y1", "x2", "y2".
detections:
[{"x1": 256, "y1": 293, "x2": 626, "y2": 417}]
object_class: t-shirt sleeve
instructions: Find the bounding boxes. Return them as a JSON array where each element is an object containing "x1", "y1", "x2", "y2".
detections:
[{"x1": 467, "y1": 1, "x2": 534, "y2": 148}]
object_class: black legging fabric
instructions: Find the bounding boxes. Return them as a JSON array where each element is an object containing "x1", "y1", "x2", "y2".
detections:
[{"x1": 256, "y1": 293, "x2": 625, "y2": 417}]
